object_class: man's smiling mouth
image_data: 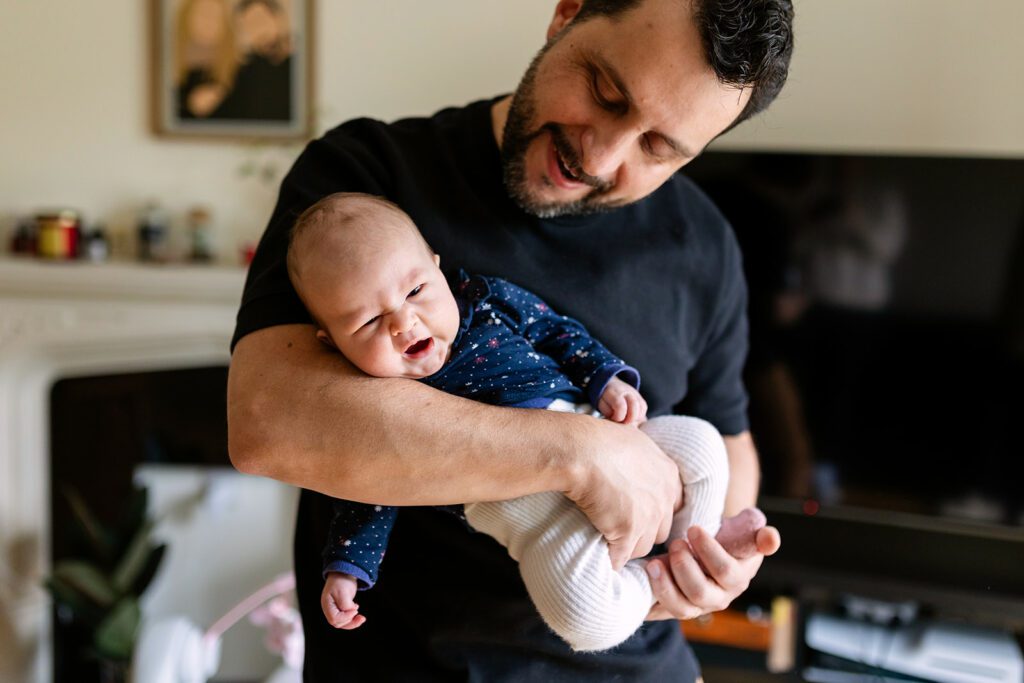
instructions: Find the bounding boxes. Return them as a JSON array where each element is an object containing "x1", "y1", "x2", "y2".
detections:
[{"x1": 555, "y1": 147, "x2": 582, "y2": 182}]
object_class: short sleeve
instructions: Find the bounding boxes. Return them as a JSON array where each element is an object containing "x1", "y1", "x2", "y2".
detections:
[
  {"x1": 675, "y1": 228, "x2": 750, "y2": 436},
  {"x1": 231, "y1": 122, "x2": 394, "y2": 351}
]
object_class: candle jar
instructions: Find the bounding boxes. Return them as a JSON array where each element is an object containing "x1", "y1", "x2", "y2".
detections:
[{"x1": 35, "y1": 210, "x2": 80, "y2": 260}]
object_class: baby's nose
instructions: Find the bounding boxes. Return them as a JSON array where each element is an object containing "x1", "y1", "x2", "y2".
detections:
[{"x1": 390, "y1": 309, "x2": 416, "y2": 336}]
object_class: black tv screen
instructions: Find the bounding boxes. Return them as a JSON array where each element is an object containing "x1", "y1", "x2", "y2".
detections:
[{"x1": 683, "y1": 152, "x2": 1024, "y2": 602}]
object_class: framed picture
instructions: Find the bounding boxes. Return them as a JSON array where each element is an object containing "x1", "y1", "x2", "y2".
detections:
[{"x1": 150, "y1": 0, "x2": 313, "y2": 140}]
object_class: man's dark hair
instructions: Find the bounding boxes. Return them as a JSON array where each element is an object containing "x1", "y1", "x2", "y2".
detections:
[{"x1": 573, "y1": 0, "x2": 794, "y2": 127}]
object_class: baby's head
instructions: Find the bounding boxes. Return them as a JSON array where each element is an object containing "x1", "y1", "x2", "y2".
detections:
[{"x1": 287, "y1": 192, "x2": 460, "y2": 379}]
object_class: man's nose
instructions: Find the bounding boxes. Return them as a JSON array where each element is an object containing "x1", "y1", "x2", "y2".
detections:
[
  {"x1": 579, "y1": 123, "x2": 633, "y2": 181},
  {"x1": 389, "y1": 306, "x2": 416, "y2": 336}
]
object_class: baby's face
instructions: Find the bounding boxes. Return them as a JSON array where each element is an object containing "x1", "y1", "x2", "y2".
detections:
[{"x1": 310, "y1": 234, "x2": 460, "y2": 379}]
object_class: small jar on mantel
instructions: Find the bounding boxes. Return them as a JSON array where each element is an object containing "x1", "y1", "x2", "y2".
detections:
[
  {"x1": 137, "y1": 202, "x2": 168, "y2": 263},
  {"x1": 36, "y1": 210, "x2": 81, "y2": 260},
  {"x1": 187, "y1": 206, "x2": 215, "y2": 263}
]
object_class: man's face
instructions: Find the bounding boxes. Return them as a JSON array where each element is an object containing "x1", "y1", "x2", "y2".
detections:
[
  {"x1": 237, "y1": 4, "x2": 283, "y2": 55},
  {"x1": 502, "y1": 0, "x2": 750, "y2": 218}
]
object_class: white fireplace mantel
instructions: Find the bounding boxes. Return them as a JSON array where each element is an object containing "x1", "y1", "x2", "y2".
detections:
[{"x1": 0, "y1": 258, "x2": 245, "y2": 683}]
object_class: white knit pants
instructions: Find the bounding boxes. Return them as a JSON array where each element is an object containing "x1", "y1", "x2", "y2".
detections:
[{"x1": 463, "y1": 409, "x2": 729, "y2": 652}]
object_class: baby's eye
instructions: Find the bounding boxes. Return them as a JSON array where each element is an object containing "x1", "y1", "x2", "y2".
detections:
[
  {"x1": 361, "y1": 315, "x2": 381, "y2": 329},
  {"x1": 408, "y1": 285, "x2": 424, "y2": 298}
]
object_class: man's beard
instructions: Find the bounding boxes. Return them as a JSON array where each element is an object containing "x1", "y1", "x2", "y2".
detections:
[{"x1": 501, "y1": 41, "x2": 619, "y2": 219}]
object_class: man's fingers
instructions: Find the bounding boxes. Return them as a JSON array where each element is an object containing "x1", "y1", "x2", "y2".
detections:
[
  {"x1": 572, "y1": 417, "x2": 686, "y2": 576},
  {"x1": 608, "y1": 537, "x2": 631, "y2": 572},
  {"x1": 630, "y1": 529, "x2": 656, "y2": 564},
  {"x1": 670, "y1": 539, "x2": 730, "y2": 610},
  {"x1": 688, "y1": 526, "x2": 745, "y2": 589},
  {"x1": 646, "y1": 602, "x2": 673, "y2": 621},
  {"x1": 645, "y1": 555, "x2": 703, "y2": 620},
  {"x1": 656, "y1": 506, "x2": 673, "y2": 544},
  {"x1": 756, "y1": 525, "x2": 781, "y2": 555}
]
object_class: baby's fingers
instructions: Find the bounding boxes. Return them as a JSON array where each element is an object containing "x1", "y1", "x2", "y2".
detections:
[
  {"x1": 600, "y1": 394, "x2": 627, "y2": 422},
  {"x1": 624, "y1": 393, "x2": 647, "y2": 425},
  {"x1": 325, "y1": 605, "x2": 358, "y2": 628},
  {"x1": 339, "y1": 612, "x2": 367, "y2": 630}
]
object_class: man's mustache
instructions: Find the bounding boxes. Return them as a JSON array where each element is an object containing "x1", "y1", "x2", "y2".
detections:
[{"x1": 541, "y1": 124, "x2": 613, "y2": 193}]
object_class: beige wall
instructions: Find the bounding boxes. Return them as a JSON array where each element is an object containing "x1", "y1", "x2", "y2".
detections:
[
  {"x1": 718, "y1": 0, "x2": 1024, "y2": 156},
  {"x1": 1, "y1": 0, "x2": 1022, "y2": 262},
  {"x1": 0, "y1": 1, "x2": 553, "y2": 262}
]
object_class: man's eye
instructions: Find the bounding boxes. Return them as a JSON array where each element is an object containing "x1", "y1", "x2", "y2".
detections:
[
  {"x1": 591, "y1": 73, "x2": 626, "y2": 114},
  {"x1": 641, "y1": 133, "x2": 670, "y2": 160},
  {"x1": 408, "y1": 285, "x2": 423, "y2": 298}
]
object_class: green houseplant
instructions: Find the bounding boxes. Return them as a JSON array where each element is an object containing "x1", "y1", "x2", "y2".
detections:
[{"x1": 45, "y1": 485, "x2": 166, "y2": 682}]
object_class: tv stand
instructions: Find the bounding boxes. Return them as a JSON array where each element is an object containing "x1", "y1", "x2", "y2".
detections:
[{"x1": 805, "y1": 614, "x2": 1023, "y2": 683}]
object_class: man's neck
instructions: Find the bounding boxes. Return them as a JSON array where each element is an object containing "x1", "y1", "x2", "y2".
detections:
[{"x1": 490, "y1": 96, "x2": 512, "y2": 150}]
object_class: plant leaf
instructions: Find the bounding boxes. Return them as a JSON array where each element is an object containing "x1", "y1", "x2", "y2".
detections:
[
  {"x1": 44, "y1": 575, "x2": 105, "y2": 627},
  {"x1": 93, "y1": 597, "x2": 140, "y2": 661},
  {"x1": 62, "y1": 486, "x2": 114, "y2": 563},
  {"x1": 52, "y1": 560, "x2": 117, "y2": 607},
  {"x1": 111, "y1": 520, "x2": 154, "y2": 594}
]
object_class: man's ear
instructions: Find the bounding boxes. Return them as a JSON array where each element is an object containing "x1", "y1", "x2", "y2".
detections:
[
  {"x1": 547, "y1": 0, "x2": 584, "y2": 41},
  {"x1": 315, "y1": 329, "x2": 337, "y2": 350}
]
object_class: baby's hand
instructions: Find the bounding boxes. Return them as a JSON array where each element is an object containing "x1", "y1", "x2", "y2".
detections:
[
  {"x1": 320, "y1": 572, "x2": 366, "y2": 630},
  {"x1": 598, "y1": 376, "x2": 648, "y2": 426}
]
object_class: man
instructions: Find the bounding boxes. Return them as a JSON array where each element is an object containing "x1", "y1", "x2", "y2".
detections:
[{"x1": 227, "y1": 0, "x2": 794, "y2": 680}]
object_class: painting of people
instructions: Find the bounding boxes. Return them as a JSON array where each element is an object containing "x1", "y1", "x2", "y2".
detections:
[{"x1": 152, "y1": 0, "x2": 312, "y2": 138}]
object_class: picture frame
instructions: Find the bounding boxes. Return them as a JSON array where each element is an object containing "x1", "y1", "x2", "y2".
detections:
[{"x1": 150, "y1": 0, "x2": 314, "y2": 140}]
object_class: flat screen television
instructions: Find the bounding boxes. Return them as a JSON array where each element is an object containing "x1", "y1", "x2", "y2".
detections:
[{"x1": 683, "y1": 151, "x2": 1024, "y2": 625}]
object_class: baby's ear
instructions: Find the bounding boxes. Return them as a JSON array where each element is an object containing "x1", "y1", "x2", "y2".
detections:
[
  {"x1": 433, "y1": 253, "x2": 441, "y2": 267},
  {"x1": 316, "y1": 329, "x2": 337, "y2": 350}
]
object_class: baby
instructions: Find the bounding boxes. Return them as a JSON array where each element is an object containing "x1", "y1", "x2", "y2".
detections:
[{"x1": 286, "y1": 192, "x2": 766, "y2": 652}]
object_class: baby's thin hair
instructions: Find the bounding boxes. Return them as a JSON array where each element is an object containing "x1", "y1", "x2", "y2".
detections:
[{"x1": 286, "y1": 192, "x2": 417, "y2": 285}]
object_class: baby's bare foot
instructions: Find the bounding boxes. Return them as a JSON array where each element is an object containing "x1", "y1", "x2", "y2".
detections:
[{"x1": 715, "y1": 507, "x2": 767, "y2": 559}]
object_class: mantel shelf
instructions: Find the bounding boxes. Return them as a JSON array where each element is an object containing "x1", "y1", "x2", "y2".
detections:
[{"x1": 0, "y1": 257, "x2": 246, "y2": 306}]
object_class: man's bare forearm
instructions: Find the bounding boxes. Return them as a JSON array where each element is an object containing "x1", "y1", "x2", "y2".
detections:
[
  {"x1": 227, "y1": 324, "x2": 588, "y2": 505},
  {"x1": 722, "y1": 431, "x2": 761, "y2": 516}
]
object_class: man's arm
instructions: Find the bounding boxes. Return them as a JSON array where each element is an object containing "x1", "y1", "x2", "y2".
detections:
[
  {"x1": 723, "y1": 431, "x2": 760, "y2": 515},
  {"x1": 644, "y1": 431, "x2": 781, "y2": 620},
  {"x1": 227, "y1": 324, "x2": 681, "y2": 567}
]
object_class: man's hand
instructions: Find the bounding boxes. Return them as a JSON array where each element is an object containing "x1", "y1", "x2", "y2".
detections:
[
  {"x1": 644, "y1": 525, "x2": 781, "y2": 620},
  {"x1": 597, "y1": 376, "x2": 648, "y2": 426},
  {"x1": 565, "y1": 418, "x2": 682, "y2": 571}
]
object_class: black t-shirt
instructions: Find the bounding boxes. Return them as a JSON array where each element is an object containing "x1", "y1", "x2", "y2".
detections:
[{"x1": 233, "y1": 98, "x2": 749, "y2": 682}]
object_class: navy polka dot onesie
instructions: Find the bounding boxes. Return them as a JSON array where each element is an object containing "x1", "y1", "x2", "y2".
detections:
[{"x1": 322, "y1": 272, "x2": 639, "y2": 588}]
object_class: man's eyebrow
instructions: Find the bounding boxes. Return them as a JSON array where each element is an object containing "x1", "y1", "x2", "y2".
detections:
[{"x1": 589, "y1": 52, "x2": 699, "y2": 160}]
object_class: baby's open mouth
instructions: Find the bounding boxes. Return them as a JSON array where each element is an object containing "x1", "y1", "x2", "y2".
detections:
[{"x1": 404, "y1": 337, "x2": 434, "y2": 358}]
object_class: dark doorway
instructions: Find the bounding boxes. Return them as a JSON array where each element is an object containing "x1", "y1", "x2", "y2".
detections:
[{"x1": 49, "y1": 365, "x2": 230, "y2": 683}]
